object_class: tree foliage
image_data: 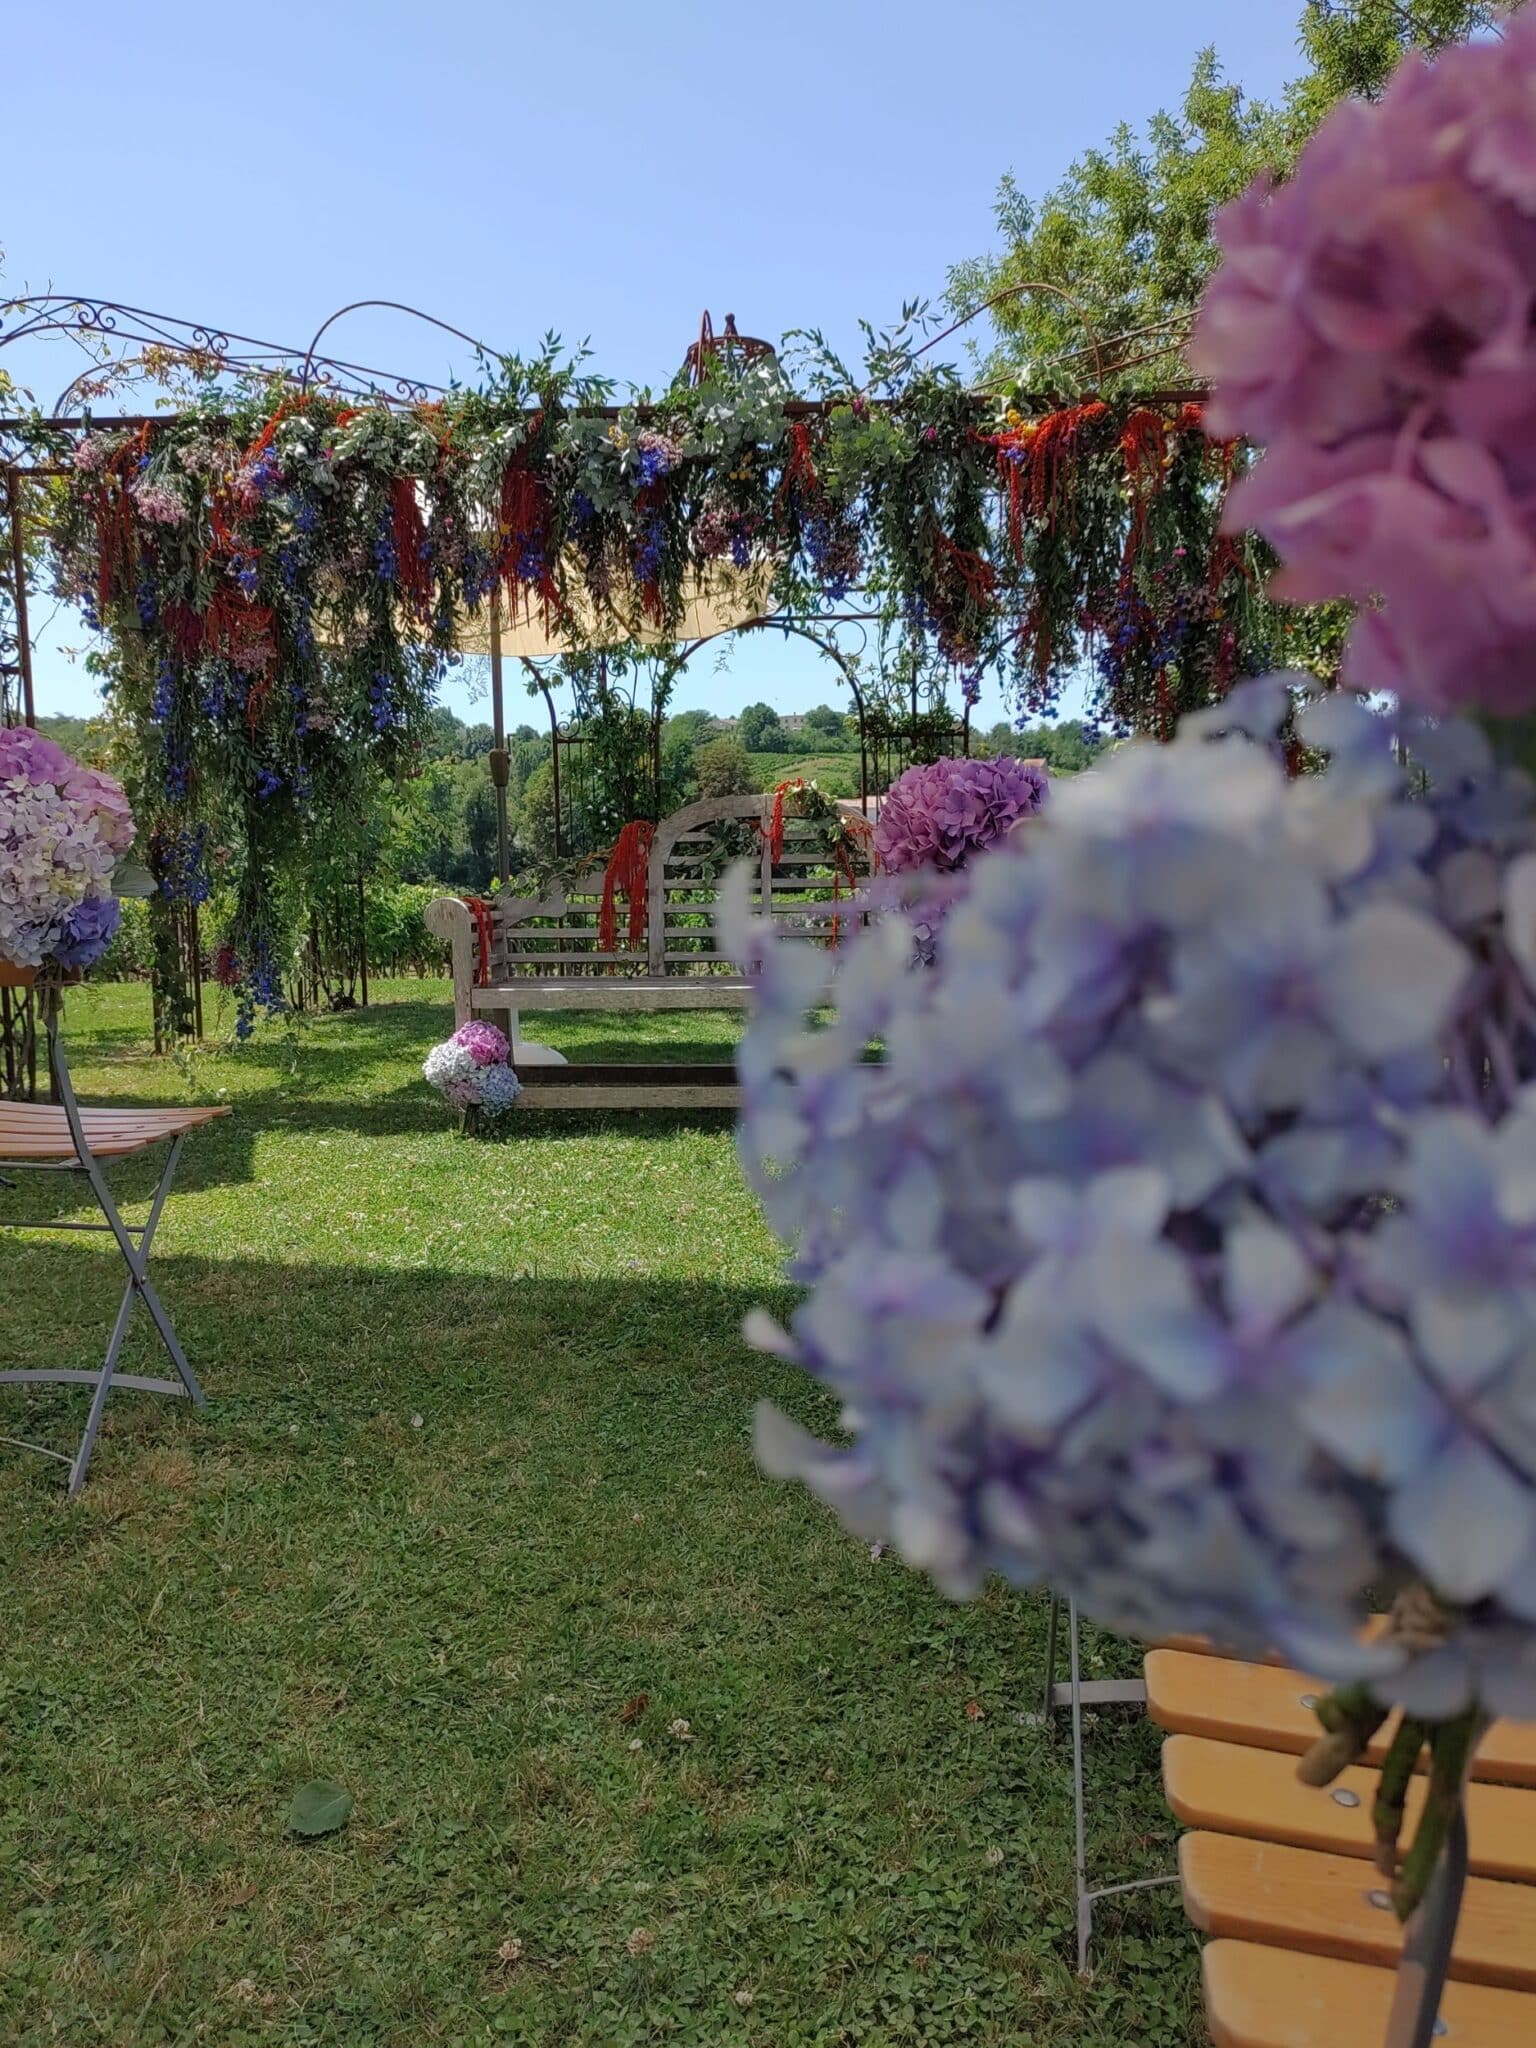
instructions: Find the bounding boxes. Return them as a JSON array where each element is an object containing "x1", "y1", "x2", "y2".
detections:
[
  {"x1": 693, "y1": 736, "x2": 755, "y2": 799},
  {"x1": 950, "y1": 3, "x2": 1517, "y2": 388},
  {"x1": 738, "y1": 702, "x2": 789, "y2": 752}
]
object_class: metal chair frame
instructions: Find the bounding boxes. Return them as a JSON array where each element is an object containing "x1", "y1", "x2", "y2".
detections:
[
  {"x1": 1046, "y1": 1591, "x2": 1472, "y2": 2043},
  {"x1": 1038, "y1": 1592, "x2": 1179, "y2": 1973},
  {"x1": 0, "y1": 1009, "x2": 205, "y2": 1493}
]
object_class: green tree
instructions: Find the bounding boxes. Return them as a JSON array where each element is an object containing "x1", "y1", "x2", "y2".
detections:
[
  {"x1": 663, "y1": 708, "x2": 717, "y2": 749},
  {"x1": 802, "y1": 704, "x2": 847, "y2": 740},
  {"x1": 693, "y1": 736, "x2": 755, "y2": 799},
  {"x1": 950, "y1": 3, "x2": 1515, "y2": 388},
  {"x1": 739, "y1": 702, "x2": 788, "y2": 752}
]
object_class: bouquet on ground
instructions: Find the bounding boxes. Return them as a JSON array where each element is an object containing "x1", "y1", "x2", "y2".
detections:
[
  {"x1": 0, "y1": 726, "x2": 146, "y2": 976},
  {"x1": 423, "y1": 1020, "x2": 522, "y2": 1133}
]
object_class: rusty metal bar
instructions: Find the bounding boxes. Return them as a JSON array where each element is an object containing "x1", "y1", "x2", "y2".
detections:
[
  {"x1": 6, "y1": 467, "x2": 36, "y2": 724},
  {"x1": 489, "y1": 590, "x2": 512, "y2": 887},
  {"x1": 0, "y1": 389, "x2": 1208, "y2": 439}
]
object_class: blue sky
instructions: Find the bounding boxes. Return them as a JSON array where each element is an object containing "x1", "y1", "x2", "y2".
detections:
[{"x1": 5, "y1": 0, "x2": 1306, "y2": 731}]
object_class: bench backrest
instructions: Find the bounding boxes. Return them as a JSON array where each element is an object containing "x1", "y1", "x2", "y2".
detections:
[{"x1": 484, "y1": 794, "x2": 871, "y2": 980}]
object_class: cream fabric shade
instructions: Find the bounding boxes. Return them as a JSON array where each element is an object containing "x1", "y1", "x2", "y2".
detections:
[{"x1": 455, "y1": 563, "x2": 775, "y2": 659}]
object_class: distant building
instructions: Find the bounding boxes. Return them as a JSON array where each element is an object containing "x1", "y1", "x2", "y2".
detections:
[{"x1": 707, "y1": 712, "x2": 807, "y2": 734}]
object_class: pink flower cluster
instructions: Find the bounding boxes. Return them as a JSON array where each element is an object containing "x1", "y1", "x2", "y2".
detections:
[
  {"x1": 1193, "y1": 16, "x2": 1536, "y2": 712},
  {"x1": 0, "y1": 726, "x2": 134, "y2": 856},
  {"x1": 453, "y1": 1019, "x2": 510, "y2": 1066},
  {"x1": 873, "y1": 755, "x2": 1049, "y2": 876},
  {"x1": 131, "y1": 479, "x2": 187, "y2": 526},
  {"x1": 422, "y1": 1019, "x2": 521, "y2": 1124}
]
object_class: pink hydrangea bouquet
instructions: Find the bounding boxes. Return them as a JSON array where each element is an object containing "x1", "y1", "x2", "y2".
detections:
[
  {"x1": 874, "y1": 755, "x2": 1049, "y2": 875},
  {"x1": 1192, "y1": 8, "x2": 1536, "y2": 714},
  {"x1": 0, "y1": 726, "x2": 137, "y2": 974},
  {"x1": 423, "y1": 1020, "x2": 522, "y2": 1131},
  {"x1": 871, "y1": 754, "x2": 1048, "y2": 960}
]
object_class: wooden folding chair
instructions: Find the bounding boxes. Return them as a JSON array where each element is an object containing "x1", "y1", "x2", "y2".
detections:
[
  {"x1": 1147, "y1": 1642, "x2": 1536, "y2": 2048},
  {"x1": 0, "y1": 1009, "x2": 228, "y2": 1493}
]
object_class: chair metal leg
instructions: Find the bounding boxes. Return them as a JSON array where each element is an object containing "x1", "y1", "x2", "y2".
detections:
[
  {"x1": 1034, "y1": 1592, "x2": 1177, "y2": 1976},
  {"x1": 67, "y1": 1267, "x2": 141, "y2": 1496},
  {"x1": 0, "y1": 1016, "x2": 209, "y2": 1491},
  {"x1": 1041, "y1": 1591, "x2": 1060, "y2": 1723},
  {"x1": 1070, "y1": 1596, "x2": 1093, "y2": 1973}
]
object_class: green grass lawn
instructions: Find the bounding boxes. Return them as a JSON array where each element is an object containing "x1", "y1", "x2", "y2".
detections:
[{"x1": 0, "y1": 982, "x2": 1199, "y2": 2047}]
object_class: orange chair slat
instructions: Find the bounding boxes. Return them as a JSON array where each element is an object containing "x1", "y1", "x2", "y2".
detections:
[
  {"x1": 1163, "y1": 1735, "x2": 1536, "y2": 1884},
  {"x1": 1180, "y1": 1832, "x2": 1536, "y2": 1992},
  {"x1": 1201, "y1": 1940, "x2": 1536, "y2": 2048},
  {"x1": 0, "y1": 1103, "x2": 229, "y2": 1161},
  {"x1": 1148, "y1": 1648, "x2": 1536, "y2": 1789}
]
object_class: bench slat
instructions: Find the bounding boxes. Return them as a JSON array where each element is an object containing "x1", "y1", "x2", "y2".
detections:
[
  {"x1": 1180, "y1": 1833, "x2": 1536, "y2": 1992},
  {"x1": 1201, "y1": 1941, "x2": 1535, "y2": 2048},
  {"x1": 1162, "y1": 1735, "x2": 1536, "y2": 1883},
  {"x1": 472, "y1": 982, "x2": 756, "y2": 1012},
  {"x1": 1147, "y1": 1650, "x2": 1536, "y2": 1788}
]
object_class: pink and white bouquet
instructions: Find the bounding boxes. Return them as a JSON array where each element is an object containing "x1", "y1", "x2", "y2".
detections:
[
  {"x1": 423, "y1": 1020, "x2": 522, "y2": 1129},
  {"x1": 0, "y1": 726, "x2": 138, "y2": 973}
]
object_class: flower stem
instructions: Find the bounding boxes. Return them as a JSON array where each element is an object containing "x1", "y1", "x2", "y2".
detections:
[
  {"x1": 1297, "y1": 1683, "x2": 1391, "y2": 1787},
  {"x1": 1372, "y1": 1715, "x2": 1428, "y2": 1879},
  {"x1": 1392, "y1": 1710, "x2": 1482, "y2": 1921}
]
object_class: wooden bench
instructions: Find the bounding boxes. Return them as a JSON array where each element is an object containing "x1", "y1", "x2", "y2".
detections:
[
  {"x1": 1147, "y1": 1644, "x2": 1536, "y2": 2047},
  {"x1": 427, "y1": 793, "x2": 868, "y2": 1109}
]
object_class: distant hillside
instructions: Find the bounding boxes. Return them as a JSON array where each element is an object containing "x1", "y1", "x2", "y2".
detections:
[{"x1": 747, "y1": 752, "x2": 860, "y2": 799}]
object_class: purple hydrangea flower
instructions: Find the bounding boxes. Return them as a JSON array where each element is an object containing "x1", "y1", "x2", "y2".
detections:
[
  {"x1": 873, "y1": 756, "x2": 1049, "y2": 876},
  {"x1": 732, "y1": 680, "x2": 1536, "y2": 1721},
  {"x1": 53, "y1": 893, "x2": 122, "y2": 967},
  {"x1": 452, "y1": 1019, "x2": 511, "y2": 1066},
  {"x1": 0, "y1": 727, "x2": 136, "y2": 972}
]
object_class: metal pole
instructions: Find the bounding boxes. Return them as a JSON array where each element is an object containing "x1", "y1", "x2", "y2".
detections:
[
  {"x1": 356, "y1": 871, "x2": 369, "y2": 1008},
  {"x1": 1382, "y1": 1802, "x2": 1469, "y2": 2048},
  {"x1": 488, "y1": 590, "x2": 512, "y2": 886},
  {"x1": 7, "y1": 467, "x2": 37, "y2": 724}
]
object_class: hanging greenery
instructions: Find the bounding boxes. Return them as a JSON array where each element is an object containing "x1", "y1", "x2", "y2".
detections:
[{"x1": 22, "y1": 324, "x2": 1316, "y2": 1031}]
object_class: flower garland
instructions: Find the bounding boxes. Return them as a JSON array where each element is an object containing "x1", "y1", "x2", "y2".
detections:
[{"x1": 30, "y1": 348, "x2": 1303, "y2": 1033}]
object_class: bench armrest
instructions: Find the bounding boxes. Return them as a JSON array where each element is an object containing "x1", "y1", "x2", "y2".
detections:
[{"x1": 426, "y1": 896, "x2": 475, "y2": 1029}]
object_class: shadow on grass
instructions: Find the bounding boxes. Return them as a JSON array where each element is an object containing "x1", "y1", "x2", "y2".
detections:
[{"x1": 0, "y1": 1245, "x2": 804, "y2": 1486}]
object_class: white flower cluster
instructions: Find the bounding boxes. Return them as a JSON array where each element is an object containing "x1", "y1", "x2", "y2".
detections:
[{"x1": 1, "y1": 761, "x2": 124, "y2": 970}]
